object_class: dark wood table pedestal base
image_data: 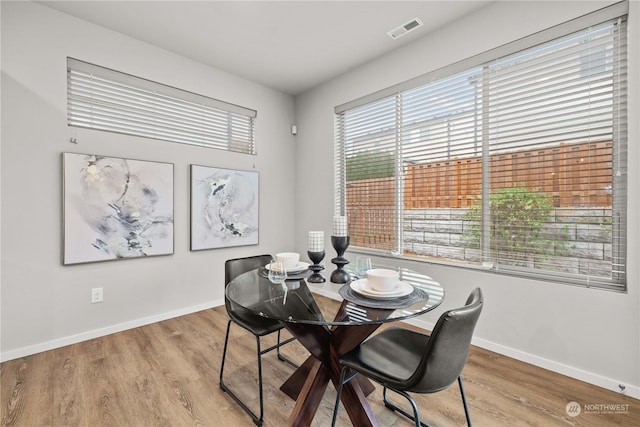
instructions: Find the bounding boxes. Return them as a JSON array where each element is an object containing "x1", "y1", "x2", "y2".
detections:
[
  {"x1": 279, "y1": 302, "x2": 384, "y2": 427},
  {"x1": 280, "y1": 357, "x2": 375, "y2": 401}
]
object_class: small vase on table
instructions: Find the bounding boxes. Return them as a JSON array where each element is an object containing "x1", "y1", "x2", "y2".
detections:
[
  {"x1": 330, "y1": 216, "x2": 350, "y2": 284},
  {"x1": 307, "y1": 231, "x2": 326, "y2": 283},
  {"x1": 307, "y1": 250, "x2": 326, "y2": 283}
]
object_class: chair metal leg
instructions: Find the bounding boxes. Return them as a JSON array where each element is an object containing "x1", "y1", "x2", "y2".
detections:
[
  {"x1": 219, "y1": 320, "x2": 264, "y2": 426},
  {"x1": 383, "y1": 386, "x2": 427, "y2": 427},
  {"x1": 331, "y1": 366, "x2": 349, "y2": 427},
  {"x1": 275, "y1": 329, "x2": 298, "y2": 368},
  {"x1": 255, "y1": 335, "x2": 265, "y2": 426},
  {"x1": 219, "y1": 320, "x2": 299, "y2": 426},
  {"x1": 331, "y1": 367, "x2": 366, "y2": 427},
  {"x1": 219, "y1": 319, "x2": 233, "y2": 386},
  {"x1": 458, "y1": 376, "x2": 472, "y2": 427}
]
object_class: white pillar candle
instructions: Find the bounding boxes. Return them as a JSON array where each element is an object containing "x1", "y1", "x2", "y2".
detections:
[
  {"x1": 333, "y1": 216, "x2": 348, "y2": 237},
  {"x1": 308, "y1": 231, "x2": 324, "y2": 252}
]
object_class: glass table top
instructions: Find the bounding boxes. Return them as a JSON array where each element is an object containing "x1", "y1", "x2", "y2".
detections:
[{"x1": 225, "y1": 266, "x2": 444, "y2": 326}]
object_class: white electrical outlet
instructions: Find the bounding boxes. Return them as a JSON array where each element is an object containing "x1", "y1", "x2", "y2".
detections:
[{"x1": 91, "y1": 287, "x2": 103, "y2": 303}]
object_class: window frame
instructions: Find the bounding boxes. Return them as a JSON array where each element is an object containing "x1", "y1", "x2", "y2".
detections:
[{"x1": 334, "y1": 3, "x2": 628, "y2": 291}]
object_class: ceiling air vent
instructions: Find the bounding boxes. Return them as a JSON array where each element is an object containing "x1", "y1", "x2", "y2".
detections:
[{"x1": 387, "y1": 18, "x2": 423, "y2": 40}]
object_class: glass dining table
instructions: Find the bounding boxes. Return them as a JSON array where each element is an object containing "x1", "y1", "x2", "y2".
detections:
[{"x1": 225, "y1": 265, "x2": 444, "y2": 427}]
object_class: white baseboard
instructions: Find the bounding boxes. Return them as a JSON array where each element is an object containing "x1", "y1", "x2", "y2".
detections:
[
  {"x1": 0, "y1": 299, "x2": 224, "y2": 363},
  {"x1": 404, "y1": 316, "x2": 640, "y2": 400},
  {"x1": 3, "y1": 293, "x2": 638, "y2": 401}
]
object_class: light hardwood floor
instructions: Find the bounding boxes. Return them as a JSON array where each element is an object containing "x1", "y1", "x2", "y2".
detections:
[{"x1": 1, "y1": 297, "x2": 638, "y2": 426}]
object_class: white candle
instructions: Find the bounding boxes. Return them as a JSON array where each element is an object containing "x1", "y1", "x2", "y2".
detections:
[
  {"x1": 308, "y1": 231, "x2": 324, "y2": 252},
  {"x1": 333, "y1": 216, "x2": 347, "y2": 237}
]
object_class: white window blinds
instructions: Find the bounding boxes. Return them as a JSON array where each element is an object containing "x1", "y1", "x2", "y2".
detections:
[
  {"x1": 335, "y1": 6, "x2": 627, "y2": 290},
  {"x1": 335, "y1": 96, "x2": 401, "y2": 252},
  {"x1": 67, "y1": 58, "x2": 256, "y2": 154}
]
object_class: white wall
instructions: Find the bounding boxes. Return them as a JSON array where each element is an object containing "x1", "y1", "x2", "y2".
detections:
[
  {"x1": 295, "y1": 0, "x2": 640, "y2": 398},
  {"x1": 0, "y1": 1, "x2": 297, "y2": 359}
]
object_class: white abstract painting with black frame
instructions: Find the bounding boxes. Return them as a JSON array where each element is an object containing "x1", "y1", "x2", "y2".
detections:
[
  {"x1": 63, "y1": 153, "x2": 174, "y2": 265},
  {"x1": 190, "y1": 165, "x2": 259, "y2": 250}
]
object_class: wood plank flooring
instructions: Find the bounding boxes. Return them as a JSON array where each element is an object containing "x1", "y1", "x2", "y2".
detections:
[{"x1": 2, "y1": 297, "x2": 638, "y2": 426}]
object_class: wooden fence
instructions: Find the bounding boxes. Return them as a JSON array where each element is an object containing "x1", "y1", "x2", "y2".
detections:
[
  {"x1": 349, "y1": 140, "x2": 613, "y2": 210},
  {"x1": 346, "y1": 177, "x2": 396, "y2": 249},
  {"x1": 346, "y1": 141, "x2": 613, "y2": 248}
]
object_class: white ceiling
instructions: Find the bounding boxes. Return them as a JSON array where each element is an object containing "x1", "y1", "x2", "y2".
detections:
[{"x1": 40, "y1": 1, "x2": 493, "y2": 96}]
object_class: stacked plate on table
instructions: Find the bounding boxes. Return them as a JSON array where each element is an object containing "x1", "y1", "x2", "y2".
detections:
[
  {"x1": 264, "y1": 261, "x2": 310, "y2": 274},
  {"x1": 350, "y1": 279, "x2": 413, "y2": 299}
]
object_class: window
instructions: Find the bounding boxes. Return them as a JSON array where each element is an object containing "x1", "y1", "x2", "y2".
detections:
[
  {"x1": 67, "y1": 58, "x2": 256, "y2": 154},
  {"x1": 335, "y1": 5, "x2": 627, "y2": 290}
]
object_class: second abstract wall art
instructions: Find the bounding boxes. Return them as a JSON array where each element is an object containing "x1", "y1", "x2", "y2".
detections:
[{"x1": 190, "y1": 165, "x2": 259, "y2": 250}]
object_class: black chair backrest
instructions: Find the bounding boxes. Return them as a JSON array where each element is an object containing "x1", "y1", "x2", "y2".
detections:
[
  {"x1": 408, "y1": 288, "x2": 483, "y2": 393},
  {"x1": 225, "y1": 254, "x2": 273, "y2": 285},
  {"x1": 224, "y1": 254, "x2": 273, "y2": 314}
]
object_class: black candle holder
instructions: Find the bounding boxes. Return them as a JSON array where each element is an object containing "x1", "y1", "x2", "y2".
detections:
[
  {"x1": 330, "y1": 235, "x2": 351, "y2": 284},
  {"x1": 306, "y1": 250, "x2": 326, "y2": 283}
]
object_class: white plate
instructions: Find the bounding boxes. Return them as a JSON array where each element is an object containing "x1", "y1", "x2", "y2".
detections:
[
  {"x1": 350, "y1": 279, "x2": 413, "y2": 299},
  {"x1": 264, "y1": 261, "x2": 310, "y2": 273}
]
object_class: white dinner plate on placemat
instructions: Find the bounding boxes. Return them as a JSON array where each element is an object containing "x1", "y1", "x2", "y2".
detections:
[
  {"x1": 264, "y1": 261, "x2": 310, "y2": 273},
  {"x1": 350, "y1": 279, "x2": 413, "y2": 299}
]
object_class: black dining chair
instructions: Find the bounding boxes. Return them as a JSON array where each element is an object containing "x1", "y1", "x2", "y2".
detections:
[
  {"x1": 219, "y1": 254, "x2": 298, "y2": 426},
  {"x1": 331, "y1": 287, "x2": 483, "y2": 427}
]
